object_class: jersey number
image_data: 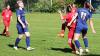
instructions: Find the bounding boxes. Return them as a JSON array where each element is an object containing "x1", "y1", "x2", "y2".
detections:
[{"x1": 81, "y1": 12, "x2": 87, "y2": 20}]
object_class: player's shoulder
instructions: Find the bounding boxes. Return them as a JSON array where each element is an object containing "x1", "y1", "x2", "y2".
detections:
[
  {"x1": 77, "y1": 8, "x2": 87, "y2": 11},
  {"x1": 16, "y1": 9, "x2": 20, "y2": 12}
]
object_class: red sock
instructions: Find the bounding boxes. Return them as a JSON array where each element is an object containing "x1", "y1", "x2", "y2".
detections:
[
  {"x1": 68, "y1": 41, "x2": 76, "y2": 51},
  {"x1": 2, "y1": 29, "x2": 6, "y2": 34},
  {"x1": 61, "y1": 22, "x2": 66, "y2": 31}
]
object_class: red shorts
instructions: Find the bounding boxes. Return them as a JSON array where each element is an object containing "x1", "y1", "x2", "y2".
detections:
[
  {"x1": 67, "y1": 23, "x2": 76, "y2": 39},
  {"x1": 3, "y1": 19, "x2": 10, "y2": 27}
]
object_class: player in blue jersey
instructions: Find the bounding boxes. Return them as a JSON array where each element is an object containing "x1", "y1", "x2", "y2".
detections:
[
  {"x1": 13, "y1": 0, "x2": 35, "y2": 51},
  {"x1": 74, "y1": 2, "x2": 96, "y2": 55}
]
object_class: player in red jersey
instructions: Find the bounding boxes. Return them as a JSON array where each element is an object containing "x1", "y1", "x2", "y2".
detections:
[
  {"x1": 58, "y1": 4, "x2": 77, "y2": 37},
  {"x1": 1, "y1": 5, "x2": 12, "y2": 37},
  {"x1": 58, "y1": 4, "x2": 79, "y2": 54}
]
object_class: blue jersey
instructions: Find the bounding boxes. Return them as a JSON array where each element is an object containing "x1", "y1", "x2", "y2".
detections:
[
  {"x1": 16, "y1": 9, "x2": 28, "y2": 34},
  {"x1": 16, "y1": 9, "x2": 26, "y2": 25},
  {"x1": 77, "y1": 8, "x2": 92, "y2": 26},
  {"x1": 75, "y1": 8, "x2": 93, "y2": 34}
]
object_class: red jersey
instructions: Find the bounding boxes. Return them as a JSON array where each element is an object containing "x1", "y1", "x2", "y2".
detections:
[
  {"x1": 63, "y1": 12, "x2": 76, "y2": 28},
  {"x1": 63, "y1": 7, "x2": 77, "y2": 28},
  {"x1": 2, "y1": 9, "x2": 12, "y2": 20}
]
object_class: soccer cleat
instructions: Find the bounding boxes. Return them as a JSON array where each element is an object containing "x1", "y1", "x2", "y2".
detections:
[
  {"x1": 85, "y1": 48, "x2": 89, "y2": 53},
  {"x1": 27, "y1": 47, "x2": 35, "y2": 51},
  {"x1": 72, "y1": 50, "x2": 79, "y2": 55},
  {"x1": 57, "y1": 30, "x2": 65, "y2": 37},
  {"x1": 76, "y1": 50, "x2": 80, "y2": 55},
  {"x1": 14, "y1": 46, "x2": 18, "y2": 50},
  {"x1": 79, "y1": 48, "x2": 84, "y2": 55}
]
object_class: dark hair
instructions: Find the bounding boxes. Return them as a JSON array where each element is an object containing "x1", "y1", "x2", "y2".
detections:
[
  {"x1": 84, "y1": 2, "x2": 90, "y2": 8},
  {"x1": 66, "y1": 5, "x2": 71, "y2": 12}
]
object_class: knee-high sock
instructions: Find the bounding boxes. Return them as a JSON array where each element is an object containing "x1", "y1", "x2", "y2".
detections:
[
  {"x1": 26, "y1": 36, "x2": 30, "y2": 47},
  {"x1": 83, "y1": 38, "x2": 88, "y2": 48},
  {"x1": 68, "y1": 41, "x2": 76, "y2": 51},
  {"x1": 15, "y1": 38, "x2": 21, "y2": 47},
  {"x1": 74, "y1": 40, "x2": 81, "y2": 49},
  {"x1": 61, "y1": 23, "x2": 66, "y2": 31}
]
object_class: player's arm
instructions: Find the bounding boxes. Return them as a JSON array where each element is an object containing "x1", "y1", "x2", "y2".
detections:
[
  {"x1": 67, "y1": 13, "x2": 78, "y2": 26},
  {"x1": 89, "y1": 19, "x2": 96, "y2": 33},
  {"x1": 17, "y1": 10, "x2": 25, "y2": 28},
  {"x1": 25, "y1": 19, "x2": 29, "y2": 26},
  {"x1": 17, "y1": 15, "x2": 25, "y2": 28},
  {"x1": 10, "y1": 14, "x2": 13, "y2": 21},
  {"x1": 1, "y1": 10, "x2": 4, "y2": 23},
  {"x1": 58, "y1": 10, "x2": 64, "y2": 20},
  {"x1": 58, "y1": 10, "x2": 66, "y2": 24}
]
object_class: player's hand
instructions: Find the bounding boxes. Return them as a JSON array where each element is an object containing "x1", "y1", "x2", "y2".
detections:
[
  {"x1": 26, "y1": 22, "x2": 30, "y2": 26},
  {"x1": 58, "y1": 10, "x2": 62, "y2": 14},
  {"x1": 92, "y1": 30, "x2": 96, "y2": 34},
  {"x1": 22, "y1": 25, "x2": 26, "y2": 28},
  {"x1": 67, "y1": 23, "x2": 71, "y2": 26}
]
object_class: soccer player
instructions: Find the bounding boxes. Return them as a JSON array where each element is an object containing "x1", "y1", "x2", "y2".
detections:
[
  {"x1": 14, "y1": 0, "x2": 35, "y2": 51},
  {"x1": 1, "y1": 5, "x2": 12, "y2": 37},
  {"x1": 58, "y1": 4, "x2": 77, "y2": 37},
  {"x1": 74, "y1": 2, "x2": 96, "y2": 55},
  {"x1": 58, "y1": 4, "x2": 79, "y2": 54}
]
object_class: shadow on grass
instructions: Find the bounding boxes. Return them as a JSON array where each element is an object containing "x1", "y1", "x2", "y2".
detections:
[
  {"x1": 8, "y1": 44, "x2": 26, "y2": 50},
  {"x1": 50, "y1": 48, "x2": 72, "y2": 53},
  {"x1": 0, "y1": 34, "x2": 6, "y2": 36},
  {"x1": 50, "y1": 48, "x2": 100, "y2": 56},
  {"x1": 82, "y1": 54, "x2": 100, "y2": 56}
]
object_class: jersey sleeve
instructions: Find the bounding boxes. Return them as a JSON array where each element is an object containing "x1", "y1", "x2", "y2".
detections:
[{"x1": 16, "y1": 10, "x2": 20, "y2": 17}]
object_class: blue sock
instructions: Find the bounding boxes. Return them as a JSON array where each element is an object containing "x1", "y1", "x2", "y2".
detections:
[
  {"x1": 74, "y1": 40, "x2": 81, "y2": 49},
  {"x1": 15, "y1": 38, "x2": 21, "y2": 47},
  {"x1": 83, "y1": 38, "x2": 88, "y2": 48},
  {"x1": 26, "y1": 36, "x2": 30, "y2": 47}
]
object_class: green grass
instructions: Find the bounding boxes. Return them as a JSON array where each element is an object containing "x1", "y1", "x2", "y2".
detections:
[{"x1": 0, "y1": 13, "x2": 100, "y2": 56}]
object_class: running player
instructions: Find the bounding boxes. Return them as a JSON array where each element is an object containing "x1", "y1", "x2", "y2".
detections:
[
  {"x1": 58, "y1": 4, "x2": 77, "y2": 37},
  {"x1": 74, "y1": 2, "x2": 96, "y2": 55},
  {"x1": 58, "y1": 4, "x2": 79, "y2": 54}
]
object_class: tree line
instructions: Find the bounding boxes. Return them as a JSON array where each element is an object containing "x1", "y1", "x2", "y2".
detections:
[{"x1": 0, "y1": 0, "x2": 99, "y2": 13}]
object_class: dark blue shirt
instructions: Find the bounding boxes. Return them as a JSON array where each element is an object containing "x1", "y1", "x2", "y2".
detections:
[
  {"x1": 16, "y1": 9, "x2": 26, "y2": 25},
  {"x1": 76, "y1": 8, "x2": 92, "y2": 27}
]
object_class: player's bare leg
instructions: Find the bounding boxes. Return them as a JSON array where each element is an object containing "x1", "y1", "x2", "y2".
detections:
[{"x1": 6, "y1": 26, "x2": 10, "y2": 37}]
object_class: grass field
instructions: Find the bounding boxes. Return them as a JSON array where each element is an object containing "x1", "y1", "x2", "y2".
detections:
[{"x1": 0, "y1": 13, "x2": 100, "y2": 56}]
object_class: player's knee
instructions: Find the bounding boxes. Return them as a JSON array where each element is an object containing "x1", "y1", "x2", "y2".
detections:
[
  {"x1": 18, "y1": 34, "x2": 23, "y2": 39},
  {"x1": 74, "y1": 37, "x2": 78, "y2": 41},
  {"x1": 25, "y1": 32, "x2": 30, "y2": 37},
  {"x1": 68, "y1": 39, "x2": 72, "y2": 44},
  {"x1": 74, "y1": 33, "x2": 80, "y2": 41}
]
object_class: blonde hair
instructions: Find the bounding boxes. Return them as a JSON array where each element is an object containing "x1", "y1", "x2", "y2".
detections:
[{"x1": 17, "y1": 0, "x2": 23, "y2": 4}]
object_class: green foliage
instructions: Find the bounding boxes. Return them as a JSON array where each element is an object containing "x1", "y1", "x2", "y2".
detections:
[{"x1": 0, "y1": 1, "x2": 4, "y2": 12}]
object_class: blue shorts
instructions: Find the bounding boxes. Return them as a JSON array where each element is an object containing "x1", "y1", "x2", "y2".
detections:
[
  {"x1": 75, "y1": 25, "x2": 88, "y2": 34},
  {"x1": 17, "y1": 24, "x2": 28, "y2": 34}
]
